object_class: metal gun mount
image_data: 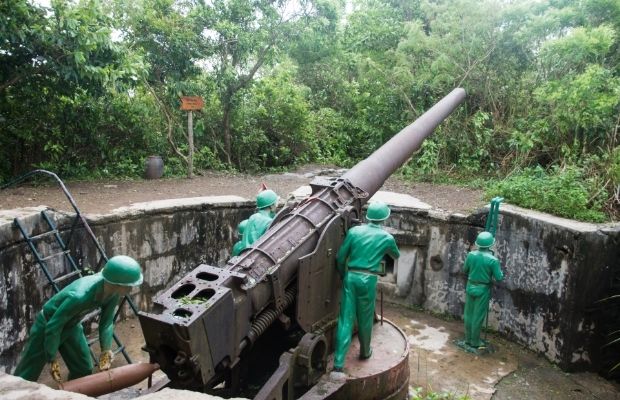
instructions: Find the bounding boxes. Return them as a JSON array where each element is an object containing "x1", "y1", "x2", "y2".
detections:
[{"x1": 139, "y1": 88, "x2": 466, "y2": 399}]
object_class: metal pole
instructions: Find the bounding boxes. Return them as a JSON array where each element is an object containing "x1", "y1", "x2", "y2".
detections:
[
  {"x1": 380, "y1": 288, "x2": 384, "y2": 326},
  {"x1": 188, "y1": 111, "x2": 194, "y2": 179}
]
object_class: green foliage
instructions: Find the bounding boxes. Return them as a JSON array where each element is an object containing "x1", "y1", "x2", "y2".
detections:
[
  {"x1": 233, "y1": 62, "x2": 313, "y2": 170},
  {"x1": 407, "y1": 138, "x2": 441, "y2": 176},
  {"x1": 179, "y1": 295, "x2": 208, "y2": 305},
  {"x1": 308, "y1": 108, "x2": 353, "y2": 165},
  {"x1": 410, "y1": 386, "x2": 472, "y2": 400},
  {"x1": 1, "y1": 0, "x2": 619, "y2": 221},
  {"x1": 534, "y1": 65, "x2": 620, "y2": 150},
  {"x1": 486, "y1": 165, "x2": 608, "y2": 222},
  {"x1": 0, "y1": 0, "x2": 146, "y2": 180}
]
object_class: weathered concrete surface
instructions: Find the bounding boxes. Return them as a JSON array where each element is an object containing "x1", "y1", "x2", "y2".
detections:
[
  {"x1": 370, "y1": 190, "x2": 433, "y2": 210},
  {"x1": 383, "y1": 305, "x2": 517, "y2": 399},
  {"x1": 379, "y1": 199, "x2": 620, "y2": 373},
  {"x1": 1, "y1": 191, "x2": 619, "y2": 379},
  {"x1": 0, "y1": 372, "x2": 91, "y2": 399},
  {"x1": 141, "y1": 389, "x2": 248, "y2": 400},
  {"x1": 0, "y1": 197, "x2": 254, "y2": 373},
  {"x1": 0, "y1": 371, "x2": 247, "y2": 400},
  {"x1": 384, "y1": 305, "x2": 620, "y2": 400}
]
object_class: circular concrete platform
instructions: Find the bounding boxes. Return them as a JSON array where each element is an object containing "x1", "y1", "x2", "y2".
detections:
[{"x1": 300, "y1": 319, "x2": 409, "y2": 400}]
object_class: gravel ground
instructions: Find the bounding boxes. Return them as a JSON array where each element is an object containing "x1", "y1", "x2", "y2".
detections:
[{"x1": 0, "y1": 165, "x2": 486, "y2": 215}]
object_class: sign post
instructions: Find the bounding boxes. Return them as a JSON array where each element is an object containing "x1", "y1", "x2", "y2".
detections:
[
  {"x1": 180, "y1": 96, "x2": 204, "y2": 178},
  {"x1": 187, "y1": 110, "x2": 194, "y2": 178}
]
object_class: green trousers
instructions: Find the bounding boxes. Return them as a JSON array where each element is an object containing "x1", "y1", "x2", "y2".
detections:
[
  {"x1": 334, "y1": 272, "x2": 377, "y2": 369},
  {"x1": 14, "y1": 312, "x2": 93, "y2": 381},
  {"x1": 463, "y1": 284, "x2": 491, "y2": 347}
]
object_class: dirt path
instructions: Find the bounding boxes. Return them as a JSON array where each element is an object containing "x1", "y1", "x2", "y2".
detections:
[{"x1": 0, "y1": 165, "x2": 485, "y2": 215}]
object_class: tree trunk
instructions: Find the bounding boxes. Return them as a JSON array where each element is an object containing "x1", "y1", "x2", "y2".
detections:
[{"x1": 222, "y1": 104, "x2": 232, "y2": 165}]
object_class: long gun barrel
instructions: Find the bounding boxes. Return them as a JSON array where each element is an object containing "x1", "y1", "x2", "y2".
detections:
[
  {"x1": 139, "y1": 88, "x2": 466, "y2": 395},
  {"x1": 343, "y1": 88, "x2": 466, "y2": 196}
]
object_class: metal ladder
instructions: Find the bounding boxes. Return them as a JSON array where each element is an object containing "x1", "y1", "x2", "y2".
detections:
[{"x1": 2, "y1": 169, "x2": 137, "y2": 365}]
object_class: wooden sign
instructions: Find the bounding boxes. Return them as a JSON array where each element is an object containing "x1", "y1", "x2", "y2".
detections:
[{"x1": 180, "y1": 96, "x2": 204, "y2": 111}]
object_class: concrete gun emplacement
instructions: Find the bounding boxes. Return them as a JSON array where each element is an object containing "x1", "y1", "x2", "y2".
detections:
[{"x1": 139, "y1": 88, "x2": 466, "y2": 399}]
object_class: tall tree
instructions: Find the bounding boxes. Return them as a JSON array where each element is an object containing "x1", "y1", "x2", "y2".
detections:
[
  {"x1": 116, "y1": 0, "x2": 206, "y2": 173},
  {"x1": 196, "y1": 0, "x2": 309, "y2": 165},
  {"x1": 0, "y1": 0, "x2": 143, "y2": 177}
]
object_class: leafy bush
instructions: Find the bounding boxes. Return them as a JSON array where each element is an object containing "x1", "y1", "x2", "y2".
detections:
[
  {"x1": 194, "y1": 146, "x2": 226, "y2": 171},
  {"x1": 233, "y1": 63, "x2": 313, "y2": 171},
  {"x1": 486, "y1": 165, "x2": 608, "y2": 222},
  {"x1": 306, "y1": 108, "x2": 352, "y2": 165}
]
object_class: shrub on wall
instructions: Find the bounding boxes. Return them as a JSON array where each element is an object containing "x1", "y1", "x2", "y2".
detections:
[{"x1": 485, "y1": 165, "x2": 607, "y2": 222}]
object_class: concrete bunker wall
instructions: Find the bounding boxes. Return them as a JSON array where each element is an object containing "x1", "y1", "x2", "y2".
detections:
[
  {"x1": 0, "y1": 195, "x2": 618, "y2": 375},
  {"x1": 382, "y1": 204, "x2": 619, "y2": 372},
  {"x1": 0, "y1": 197, "x2": 254, "y2": 373}
]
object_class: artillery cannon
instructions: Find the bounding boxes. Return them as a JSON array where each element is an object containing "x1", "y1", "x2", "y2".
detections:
[{"x1": 139, "y1": 88, "x2": 466, "y2": 399}]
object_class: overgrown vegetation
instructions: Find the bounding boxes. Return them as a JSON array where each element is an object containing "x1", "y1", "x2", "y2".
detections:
[{"x1": 1, "y1": 0, "x2": 618, "y2": 221}]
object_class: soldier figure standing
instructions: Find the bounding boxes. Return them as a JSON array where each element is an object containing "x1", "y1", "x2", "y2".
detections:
[
  {"x1": 462, "y1": 231, "x2": 503, "y2": 349},
  {"x1": 333, "y1": 201, "x2": 400, "y2": 373}
]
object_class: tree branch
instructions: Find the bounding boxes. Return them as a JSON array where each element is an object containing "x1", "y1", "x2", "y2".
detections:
[
  {"x1": 0, "y1": 74, "x2": 24, "y2": 92},
  {"x1": 457, "y1": 41, "x2": 496, "y2": 87},
  {"x1": 233, "y1": 38, "x2": 274, "y2": 92},
  {"x1": 144, "y1": 79, "x2": 189, "y2": 164}
]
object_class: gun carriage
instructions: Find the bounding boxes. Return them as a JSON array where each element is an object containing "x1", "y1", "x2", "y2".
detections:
[{"x1": 139, "y1": 88, "x2": 466, "y2": 399}]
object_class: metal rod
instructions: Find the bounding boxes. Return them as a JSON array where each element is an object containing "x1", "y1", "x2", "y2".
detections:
[
  {"x1": 380, "y1": 288, "x2": 384, "y2": 326},
  {"x1": 13, "y1": 218, "x2": 59, "y2": 293},
  {"x1": 188, "y1": 110, "x2": 194, "y2": 179},
  {"x1": 0, "y1": 169, "x2": 110, "y2": 265}
]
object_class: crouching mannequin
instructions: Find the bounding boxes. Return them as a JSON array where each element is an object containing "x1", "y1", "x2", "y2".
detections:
[{"x1": 13, "y1": 255, "x2": 143, "y2": 382}]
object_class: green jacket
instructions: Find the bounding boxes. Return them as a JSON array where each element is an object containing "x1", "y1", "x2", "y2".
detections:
[
  {"x1": 240, "y1": 209, "x2": 275, "y2": 250},
  {"x1": 231, "y1": 240, "x2": 245, "y2": 256},
  {"x1": 336, "y1": 223, "x2": 400, "y2": 276},
  {"x1": 41, "y1": 274, "x2": 119, "y2": 362},
  {"x1": 463, "y1": 250, "x2": 503, "y2": 291}
]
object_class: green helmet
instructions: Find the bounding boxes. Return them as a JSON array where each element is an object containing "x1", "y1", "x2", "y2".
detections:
[
  {"x1": 102, "y1": 255, "x2": 143, "y2": 286},
  {"x1": 238, "y1": 219, "x2": 248, "y2": 234},
  {"x1": 256, "y1": 189, "x2": 278, "y2": 209},
  {"x1": 475, "y1": 231, "x2": 495, "y2": 248},
  {"x1": 366, "y1": 201, "x2": 391, "y2": 221}
]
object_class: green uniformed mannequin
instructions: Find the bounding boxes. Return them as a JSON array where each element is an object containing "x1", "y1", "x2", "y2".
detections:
[
  {"x1": 231, "y1": 219, "x2": 248, "y2": 256},
  {"x1": 238, "y1": 189, "x2": 279, "y2": 252},
  {"x1": 333, "y1": 201, "x2": 400, "y2": 372},
  {"x1": 463, "y1": 232, "x2": 503, "y2": 348},
  {"x1": 13, "y1": 255, "x2": 143, "y2": 383}
]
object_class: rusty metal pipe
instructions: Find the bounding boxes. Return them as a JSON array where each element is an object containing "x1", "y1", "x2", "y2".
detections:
[
  {"x1": 343, "y1": 88, "x2": 466, "y2": 199},
  {"x1": 58, "y1": 363, "x2": 160, "y2": 397}
]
